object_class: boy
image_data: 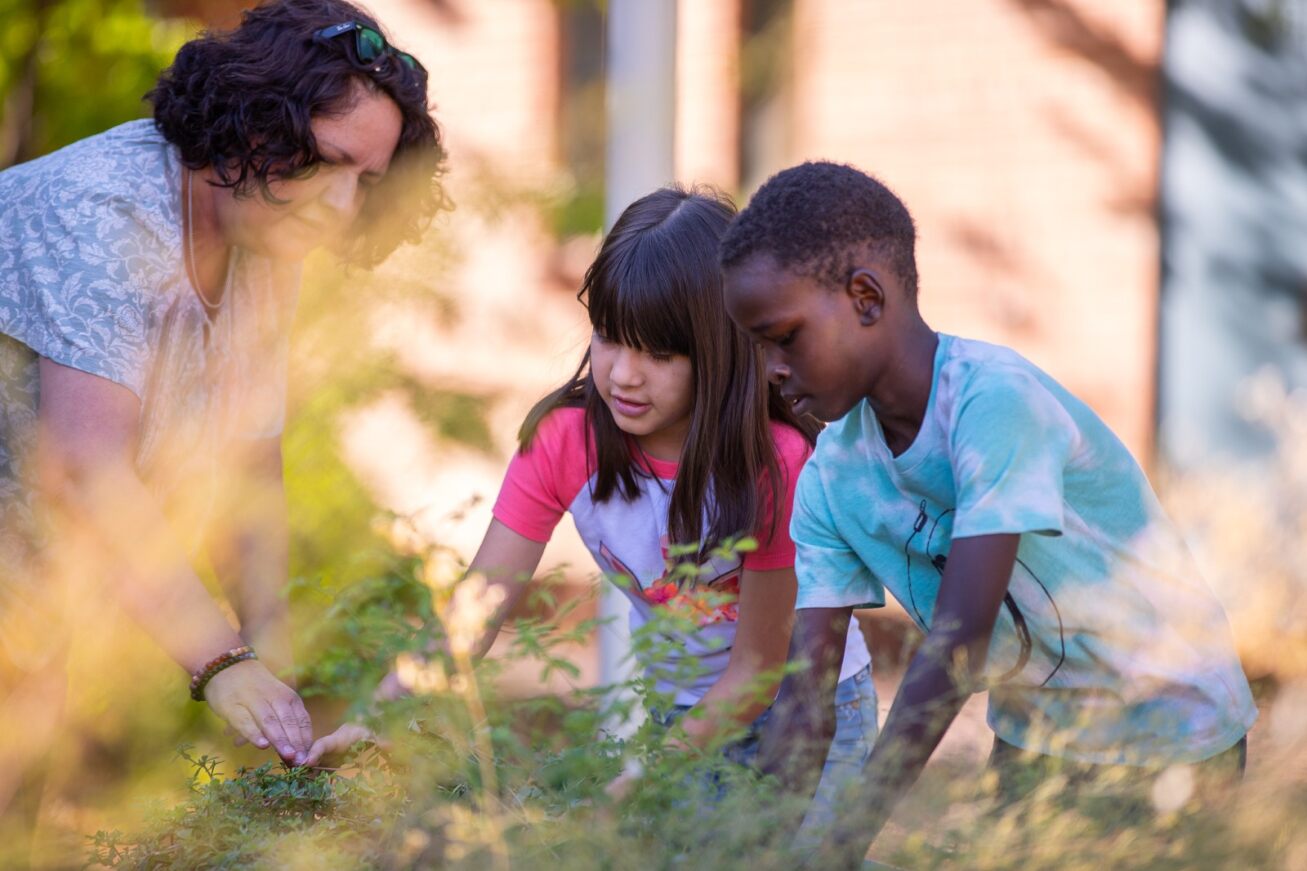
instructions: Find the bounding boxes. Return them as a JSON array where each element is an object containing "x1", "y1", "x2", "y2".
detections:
[{"x1": 719, "y1": 161, "x2": 1257, "y2": 858}]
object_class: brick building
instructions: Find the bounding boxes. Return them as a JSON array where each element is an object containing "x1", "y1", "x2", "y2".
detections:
[
  {"x1": 348, "y1": 0, "x2": 1163, "y2": 457},
  {"x1": 145, "y1": 0, "x2": 1166, "y2": 689},
  {"x1": 306, "y1": 0, "x2": 1164, "y2": 691}
]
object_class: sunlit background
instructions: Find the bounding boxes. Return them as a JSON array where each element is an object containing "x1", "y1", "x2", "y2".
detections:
[{"x1": 3, "y1": 0, "x2": 1306, "y2": 866}]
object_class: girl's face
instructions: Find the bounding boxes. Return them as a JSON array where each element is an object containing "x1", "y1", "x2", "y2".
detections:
[{"x1": 590, "y1": 331, "x2": 694, "y2": 461}]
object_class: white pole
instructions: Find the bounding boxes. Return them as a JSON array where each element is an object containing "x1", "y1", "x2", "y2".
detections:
[
  {"x1": 605, "y1": 1, "x2": 677, "y2": 228},
  {"x1": 598, "y1": 0, "x2": 676, "y2": 717}
]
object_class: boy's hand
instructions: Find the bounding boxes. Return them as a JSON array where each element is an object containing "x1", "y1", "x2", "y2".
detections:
[{"x1": 302, "y1": 722, "x2": 381, "y2": 768}]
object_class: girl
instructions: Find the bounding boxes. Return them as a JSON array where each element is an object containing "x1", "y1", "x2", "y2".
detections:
[{"x1": 309, "y1": 187, "x2": 875, "y2": 827}]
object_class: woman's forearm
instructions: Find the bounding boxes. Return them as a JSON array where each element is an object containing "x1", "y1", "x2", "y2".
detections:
[
  {"x1": 209, "y1": 441, "x2": 293, "y2": 676},
  {"x1": 44, "y1": 455, "x2": 245, "y2": 675},
  {"x1": 35, "y1": 358, "x2": 313, "y2": 759}
]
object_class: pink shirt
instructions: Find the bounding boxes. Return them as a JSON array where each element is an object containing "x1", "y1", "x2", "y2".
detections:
[{"x1": 493, "y1": 406, "x2": 869, "y2": 705}]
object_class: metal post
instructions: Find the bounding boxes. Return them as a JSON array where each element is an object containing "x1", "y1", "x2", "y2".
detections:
[{"x1": 598, "y1": 0, "x2": 676, "y2": 718}]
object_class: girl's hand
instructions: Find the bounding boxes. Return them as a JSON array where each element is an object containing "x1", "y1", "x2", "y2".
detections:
[
  {"x1": 302, "y1": 722, "x2": 381, "y2": 768},
  {"x1": 374, "y1": 669, "x2": 411, "y2": 703},
  {"x1": 204, "y1": 659, "x2": 313, "y2": 764},
  {"x1": 604, "y1": 769, "x2": 640, "y2": 801}
]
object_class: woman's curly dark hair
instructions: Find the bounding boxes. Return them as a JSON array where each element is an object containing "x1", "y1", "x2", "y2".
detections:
[{"x1": 149, "y1": 0, "x2": 448, "y2": 266}]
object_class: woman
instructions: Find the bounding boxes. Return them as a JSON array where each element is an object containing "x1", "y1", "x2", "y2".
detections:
[{"x1": 0, "y1": 0, "x2": 445, "y2": 815}]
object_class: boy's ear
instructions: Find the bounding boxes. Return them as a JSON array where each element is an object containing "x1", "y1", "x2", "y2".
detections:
[{"x1": 846, "y1": 268, "x2": 885, "y2": 326}]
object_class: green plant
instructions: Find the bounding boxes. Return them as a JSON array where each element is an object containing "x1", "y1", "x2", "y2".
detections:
[
  {"x1": 88, "y1": 545, "x2": 828, "y2": 869},
  {"x1": 88, "y1": 746, "x2": 400, "y2": 870},
  {"x1": 86, "y1": 519, "x2": 1307, "y2": 869},
  {"x1": 0, "y1": 0, "x2": 193, "y2": 167}
]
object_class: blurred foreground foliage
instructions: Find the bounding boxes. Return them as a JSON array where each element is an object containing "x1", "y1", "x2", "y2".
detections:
[
  {"x1": 82, "y1": 359, "x2": 1307, "y2": 869},
  {"x1": 7, "y1": 9, "x2": 1299, "y2": 853},
  {"x1": 88, "y1": 540, "x2": 823, "y2": 870},
  {"x1": 86, "y1": 539, "x2": 1307, "y2": 870}
]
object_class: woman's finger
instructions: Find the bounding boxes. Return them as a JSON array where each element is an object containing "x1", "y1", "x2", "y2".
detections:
[
  {"x1": 276, "y1": 696, "x2": 313, "y2": 759},
  {"x1": 290, "y1": 697, "x2": 314, "y2": 758},
  {"x1": 254, "y1": 703, "x2": 300, "y2": 763},
  {"x1": 223, "y1": 725, "x2": 249, "y2": 747},
  {"x1": 225, "y1": 707, "x2": 268, "y2": 750}
]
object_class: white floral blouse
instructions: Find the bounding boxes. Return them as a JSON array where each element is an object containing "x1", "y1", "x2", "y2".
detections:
[{"x1": 0, "y1": 120, "x2": 299, "y2": 671}]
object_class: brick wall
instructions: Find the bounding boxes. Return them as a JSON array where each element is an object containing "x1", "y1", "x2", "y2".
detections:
[
  {"x1": 264, "y1": 0, "x2": 1168, "y2": 684},
  {"x1": 790, "y1": 0, "x2": 1164, "y2": 462}
]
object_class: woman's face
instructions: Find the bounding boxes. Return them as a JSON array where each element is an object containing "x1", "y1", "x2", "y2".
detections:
[
  {"x1": 590, "y1": 332, "x2": 695, "y2": 462},
  {"x1": 214, "y1": 83, "x2": 403, "y2": 261}
]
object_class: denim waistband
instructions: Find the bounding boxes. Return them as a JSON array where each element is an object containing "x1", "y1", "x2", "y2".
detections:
[{"x1": 650, "y1": 663, "x2": 873, "y2": 728}]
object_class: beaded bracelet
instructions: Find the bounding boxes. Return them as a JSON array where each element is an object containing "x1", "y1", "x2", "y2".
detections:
[{"x1": 190, "y1": 646, "x2": 258, "y2": 702}]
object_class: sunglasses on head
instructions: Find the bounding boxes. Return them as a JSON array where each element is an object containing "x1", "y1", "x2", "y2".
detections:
[{"x1": 313, "y1": 21, "x2": 425, "y2": 77}]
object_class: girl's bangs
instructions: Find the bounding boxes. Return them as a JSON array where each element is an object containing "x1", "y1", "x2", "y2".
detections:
[{"x1": 587, "y1": 263, "x2": 694, "y2": 357}]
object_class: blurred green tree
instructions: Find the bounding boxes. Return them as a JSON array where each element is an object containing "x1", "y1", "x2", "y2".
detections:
[{"x1": 0, "y1": 0, "x2": 194, "y2": 167}]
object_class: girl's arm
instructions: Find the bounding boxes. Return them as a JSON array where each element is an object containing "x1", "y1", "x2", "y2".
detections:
[
  {"x1": 315, "y1": 520, "x2": 547, "y2": 764},
  {"x1": 372, "y1": 519, "x2": 546, "y2": 702},
  {"x1": 464, "y1": 519, "x2": 548, "y2": 660},
  {"x1": 675, "y1": 566, "x2": 798, "y2": 749}
]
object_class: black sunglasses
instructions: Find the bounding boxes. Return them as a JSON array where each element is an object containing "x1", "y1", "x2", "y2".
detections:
[{"x1": 313, "y1": 21, "x2": 425, "y2": 77}]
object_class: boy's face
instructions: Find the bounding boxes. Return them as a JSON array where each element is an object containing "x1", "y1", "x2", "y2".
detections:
[{"x1": 723, "y1": 254, "x2": 878, "y2": 422}]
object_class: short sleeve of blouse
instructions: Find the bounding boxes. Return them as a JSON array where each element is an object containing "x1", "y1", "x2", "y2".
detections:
[{"x1": 0, "y1": 133, "x2": 175, "y2": 399}]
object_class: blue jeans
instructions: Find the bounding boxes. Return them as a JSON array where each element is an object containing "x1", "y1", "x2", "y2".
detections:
[
  {"x1": 651, "y1": 665, "x2": 879, "y2": 835},
  {"x1": 802, "y1": 665, "x2": 879, "y2": 836}
]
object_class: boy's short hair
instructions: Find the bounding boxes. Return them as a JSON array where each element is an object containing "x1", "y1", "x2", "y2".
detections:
[{"x1": 720, "y1": 161, "x2": 918, "y2": 296}]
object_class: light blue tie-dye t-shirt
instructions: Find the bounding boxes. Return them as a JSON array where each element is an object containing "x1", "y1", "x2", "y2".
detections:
[{"x1": 792, "y1": 333, "x2": 1257, "y2": 765}]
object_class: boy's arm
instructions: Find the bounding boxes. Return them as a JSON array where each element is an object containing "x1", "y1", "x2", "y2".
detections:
[
  {"x1": 830, "y1": 532, "x2": 1019, "y2": 861},
  {"x1": 755, "y1": 606, "x2": 852, "y2": 798}
]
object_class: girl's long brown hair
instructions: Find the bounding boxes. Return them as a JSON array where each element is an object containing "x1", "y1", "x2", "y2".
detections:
[{"x1": 520, "y1": 186, "x2": 820, "y2": 562}]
